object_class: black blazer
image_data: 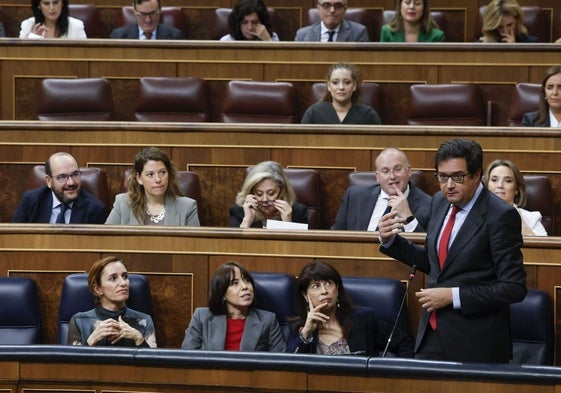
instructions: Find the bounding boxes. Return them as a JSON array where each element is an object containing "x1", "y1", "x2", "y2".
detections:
[
  {"x1": 331, "y1": 182, "x2": 431, "y2": 231},
  {"x1": 110, "y1": 23, "x2": 184, "y2": 39},
  {"x1": 229, "y1": 201, "x2": 308, "y2": 228},
  {"x1": 380, "y1": 187, "x2": 527, "y2": 362},
  {"x1": 12, "y1": 186, "x2": 106, "y2": 224},
  {"x1": 521, "y1": 111, "x2": 550, "y2": 127}
]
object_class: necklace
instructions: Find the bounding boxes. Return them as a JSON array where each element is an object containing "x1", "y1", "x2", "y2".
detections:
[{"x1": 146, "y1": 207, "x2": 165, "y2": 223}]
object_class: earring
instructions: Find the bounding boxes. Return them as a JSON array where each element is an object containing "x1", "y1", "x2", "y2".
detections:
[{"x1": 336, "y1": 297, "x2": 340, "y2": 308}]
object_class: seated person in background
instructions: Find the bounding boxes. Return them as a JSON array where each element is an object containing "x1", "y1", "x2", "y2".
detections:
[
  {"x1": 380, "y1": 0, "x2": 444, "y2": 42},
  {"x1": 106, "y1": 147, "x2": 199, "y2": 226},
  {"x1": 484, "y1": 159, "x2": 547, "y2": 236},
  {"x1": 12, "y1": 152, "x2": 106, "y2": 224},
  {"x1": 20, "y1": 0, "x2": 86, "y2": 39},
  {"x1": 68, "y1": 256, "x2": 157, "y2": 347},
  {"x1": 301, "y1": 63, "x2": 381, "y2": 125},
  {"x1": 295, "y1": 0, "x2": 368, "y2": 42},
  {"x1": 479, "y1": 0, "x2": 537, "y2": 43},
  {"x1": 229, "y1": 160, "x2": 308, "y2": 228},
  {"x1": 288, "y1": 260, "x2": 414, "y2": 356},
  {"x1": 182, "y1": 261, "x2": 286, "y2": 352},
  {"x1": 110, "y1": 0, "x2": 184, "y2": 40},
  {"x1": 522, "y1": 66, "x2": 561, "y2": 127},
  {"x1": 332, "y1": 148, "x2": 431, "y2": 231},
  {"x1": 220, "y1": 0, "x2": 279, "y2": 41},
  {"x1": 0, "y1": 22, "x2": 6, "y2": 37}
]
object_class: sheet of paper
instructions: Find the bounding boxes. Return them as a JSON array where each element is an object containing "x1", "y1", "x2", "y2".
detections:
[{"x1": 266, "y1": 219, "x2": 308, "y2": 230}]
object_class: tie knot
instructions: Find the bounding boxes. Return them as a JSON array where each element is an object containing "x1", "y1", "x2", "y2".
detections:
[
  {"x1": 450, "y1": 205, "x2": 460, "y2": 217},
  {"x1": 144, "y1": 30, "x2": 153, "y2": 39}
]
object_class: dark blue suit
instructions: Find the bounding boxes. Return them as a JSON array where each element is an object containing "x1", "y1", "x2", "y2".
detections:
[
  {"x1": 521, "y1": 111, "x2": 550, "y2": 127},
  {"x1": 332, "y1": 182, "x2": 431, "y2": 231},
  {"x1": 12, "y1": 186, "x2": 106, "y2": 224},
  {"x1": 380, "y1": 187, "x2": 527, "y2": 362},
  {"x1": 110, "y1": 23, "x2": 184, "y2": 39}
]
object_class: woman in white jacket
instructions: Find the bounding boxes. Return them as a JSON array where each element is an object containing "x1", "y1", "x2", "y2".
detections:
[{"x1": 20, "y1": 0, "x2": 86, "y2": 39}]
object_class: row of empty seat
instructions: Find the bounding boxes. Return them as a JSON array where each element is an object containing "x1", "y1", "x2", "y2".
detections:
[
  {"x1": 2, "y1": 5, "x2": 557, "y2": 42},
  {"x1": 25, "y1": 164, "x2": 556, "y2": 234},
  {"x1": 0, "y1": 274, "x2": 554, "y2": 365},
  {"x1": 36, "y1": 77, "x2": 544, "y2": 127}
]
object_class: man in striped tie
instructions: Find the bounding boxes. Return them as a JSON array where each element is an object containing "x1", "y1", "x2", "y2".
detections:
[{"x1": 378, "y1": 138, "x2": 526, "y2": 363}]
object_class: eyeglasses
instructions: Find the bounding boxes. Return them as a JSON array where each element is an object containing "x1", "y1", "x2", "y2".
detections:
[
  {"x1": 319, "y1": 2, "x2": 346, "y2": 11},
  {"x1": 435, "y1": 173, "x2": 470, "y2": 184},
  {"x1": 377, "y1": 166, "x2": 406, "y2": 177},
  {"x1": 308, "y1": 280, "x2": 337, "y2": 293},
  {"x1": 52, "y1": 170, "x2": 81, "y2": 183},
  {"x1": 134, "y1": 9, "x2": 160, "y2": 19}
]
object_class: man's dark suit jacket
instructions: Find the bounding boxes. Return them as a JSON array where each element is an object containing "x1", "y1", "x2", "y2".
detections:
[
  {"x1": 110, "y1": 23, "x2": 185, "y2": 39},
  {"x1": 380, "y1": 187, "x2": 527, "y2": 363},
  {"x1": 12, "y1": 186, "x2": 106, "y2": 224},
  {"x1": 331, "y1": 182, "x2": 431, "y2": 231},
  {"x1": 521, "y1": 111, "x2": 550, "y2": 127}
]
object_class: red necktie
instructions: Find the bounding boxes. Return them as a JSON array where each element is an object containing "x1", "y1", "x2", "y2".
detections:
[
  {"x1": 429, "y1": 205, "x2": 460, "y2": 330},
  {"x1": 144, "y1": 31, "x2": 153, "y2": 40}
]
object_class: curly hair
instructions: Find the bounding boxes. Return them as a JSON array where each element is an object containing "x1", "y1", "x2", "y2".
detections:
[{"x1": 228, "y1": 0, "x2": 274, "y2": 40}]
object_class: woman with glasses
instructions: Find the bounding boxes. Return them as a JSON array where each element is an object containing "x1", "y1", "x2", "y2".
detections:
[
  {"x1": 288, "y1": 260, "x2": 414, "y2": 356},
  {"x1": 220, "y1": 0, "x2": 279, "y2": 41},
  {"x1": 484, "y1": 159, "x2": 547, "y2": 236},
  {"x1": 105, "y1": 147, "x2": 199, "y2": 226},
  {"x1": 20, "y1": 0, "x2": 87, "y2": 39},
  {"x1": 229, "y1": 160, "x2": 308, "y2": 228},
  {"x1": 181, "y1": 261, "x2": 286, "y2": 352},
  {"x1": 380, "y1": 0, "x2": 444, "y2": 42},
  {"x1": 301, "y1": 63, "x2": 381, "y2": 125}
]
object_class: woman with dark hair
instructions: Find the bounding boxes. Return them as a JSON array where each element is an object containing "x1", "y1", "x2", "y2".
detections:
[
  {"x1": 480, "y1": 0, "x2": 536, "y2": 43},
  {"x1": 20, "y1": 0, "x2": 87, "y2": 39},
  {"x1": 105, "y1": 146, "x2": 199, "y2": 226},
  {"x1": 220, "y1": 0, "x2": 279, "y2": 41},
  {"x1": 380, "y1": 0, "x2": 444, "y2": 42},
  {"x1": 301, "y1": 63, "x2": 381, "y2": 124},
  {"x1": 522, "y1": 66, "x2": 561, "y2": 127},
  {"x1": 288, "y1": 260, "x2": 413, "y2": 356},
  {"x1": 229, "y1": 160, "x2": 308, "y2": 228},
  {"x1": 484, "y1": 159, "x2": 547, "y2": 236},
  {"x1": 181, "y1": 261, "x2": 286, "y2": 351},
  {"x1": 68, "y1": 256, "x2": 157, "y2": 347}
]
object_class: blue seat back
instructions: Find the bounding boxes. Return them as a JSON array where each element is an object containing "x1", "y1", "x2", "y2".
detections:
[
  {"x1": 510, "y1": 289, "x2": 554, "y2": 365},
  {"x1": 0, "y1": 277, "x2": 41, "y2": 344},
  {"x1": 57, "y1": 273, "x2": 154, "y2": 344},
  {"x1": 251, "y1": 272, "x2": 294, "y2": 341}
]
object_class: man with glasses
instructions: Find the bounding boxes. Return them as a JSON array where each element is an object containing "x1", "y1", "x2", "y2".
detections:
[
  {"x1": 378, "y1": 138, "x2": 526, "y2": 363},
  {"x1": 12, "y1": 152, "x2": 106, "y2": 224},
  {"x1": 295, "y1": 0, "x2": 368, "y2": 42},
  {"x1": 332, "y1": 148, "x2": 430, "y2": 231},
  {"x1": 110, "y1": 0, "x2": 184, "y2": 40}
]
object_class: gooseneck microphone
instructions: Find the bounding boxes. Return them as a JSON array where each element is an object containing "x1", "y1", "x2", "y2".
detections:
[{"x1": 382, "y1": 264, "x2": 417, "y2": 358}]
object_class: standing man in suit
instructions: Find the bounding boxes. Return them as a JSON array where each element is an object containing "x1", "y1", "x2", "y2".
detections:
[
  {"x1": 332, "y1": 148, "x2": 431, "y2": 231},
  {"x1": 295, "y1": 0, "x2": 368, "y2": 42},
  {"x1": 378, "y1": 139, "x2": 527, "y2": 363},
  {"x1": 110, "y1": 0, "x2": 185, "y2": 40},
  {"x1": 12, "y1": 152, "x2": 106, "y2": 224}
]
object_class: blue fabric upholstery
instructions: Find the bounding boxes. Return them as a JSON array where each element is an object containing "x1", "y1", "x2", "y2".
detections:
[
  {"x1": 510, "y1": 289, "x2": 553, "y2": 365},
  {"x1": 0, "y1": 277, "x2": 41, "y2": 344},
  {"x1": 251, "y1": 272, "x2": 294, "y2": 341},
  {"x1": 57, "y1": 273, "x2": 154, "y2": 344}
]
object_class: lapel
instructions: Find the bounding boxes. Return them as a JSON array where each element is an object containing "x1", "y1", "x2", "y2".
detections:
[
  {"x1": 209, "y1": 314, "x2": 227, "y2": 350},
  {"x1": 336, "y1": 20, "x2": 350, "y2": 41},
  {"x1": 441, "y1": 190, "x2": 488, "y2": 273},
  {"x1": 163, "y1": 198, "x2": 179, "y2": 225},
  {"x1": 37, "y1": 189, "x2": 54, "y2": 223},
  {"x1": 69, "y1": 192, "x2": 84, "y2": 223},
  {"x1": 359, "y1": 185, "x2": 380, "y2": 229},
  {"x1": 239, "y1": 309, "x2": 262, "y2": 351},
  {"x1": 312, "y1": 23, "x2": 322, "y2": 41}
]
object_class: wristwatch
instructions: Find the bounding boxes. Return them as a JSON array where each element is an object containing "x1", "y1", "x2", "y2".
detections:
[{"x1": 404, "y1": 215, "x2": 415, "y2": 224}]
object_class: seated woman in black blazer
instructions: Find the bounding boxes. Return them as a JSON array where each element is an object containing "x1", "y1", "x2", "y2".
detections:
[{"x1": 522, "y1": 66, "x2": 561, "y2": 127}]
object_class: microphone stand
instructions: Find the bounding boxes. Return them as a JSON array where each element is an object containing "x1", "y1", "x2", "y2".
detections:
[{"x1": 382, "y1": 265, "x2": 417, "y2": 358}]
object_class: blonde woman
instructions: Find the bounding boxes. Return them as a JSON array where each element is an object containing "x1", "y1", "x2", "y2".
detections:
[{"x1": 480, "y1": 0, "x2": 537, "y2": 43}]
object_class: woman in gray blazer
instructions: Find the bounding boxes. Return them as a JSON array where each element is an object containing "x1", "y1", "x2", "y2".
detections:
[
  {"x1": 181, "y1": 261, "x2": 286, "y2": 352},
  {"x1": 106, "y1": 147, "x2": 199, "y2": 226}
]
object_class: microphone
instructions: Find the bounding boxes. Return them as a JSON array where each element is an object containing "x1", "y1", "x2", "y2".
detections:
[{"x1": 382, "y1": 264, "x2": 416, "y2": 358}]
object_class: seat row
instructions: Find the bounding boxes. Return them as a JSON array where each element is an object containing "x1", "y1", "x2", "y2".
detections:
[
  {"x1": 23, "y1": 163, "x2": 556, "y2": 234},
  {"x1": 1, "y1": 4, "x2": 557, "y2": 42},
  {"x1": 35, "y1": 77, "x2": 545, "y2": 127},
  {"x1": 0, "y1": 274, "x2": 554, "y2": 365}
]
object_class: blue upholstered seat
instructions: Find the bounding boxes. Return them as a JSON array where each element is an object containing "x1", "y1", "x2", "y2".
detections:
[
  {"x1": 57, "y1": 273, "x2": 154, "y2": 344},
  {"x1": 0, "y1": 277, "x2": 41, "y2": 344},
  {"x1": 510, "y1": 289, "x2": 553, "y2": 365}
]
